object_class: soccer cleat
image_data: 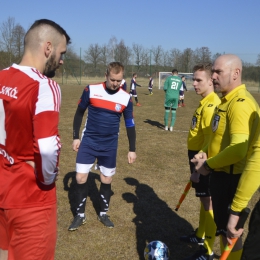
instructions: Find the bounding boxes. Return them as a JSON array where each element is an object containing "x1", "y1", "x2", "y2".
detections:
[
  {"x1": 170, "y1": 127, "x2": 173, "y2": 132},
  {"x1": 136, "y1": 103, "x2": 141, "y2": 106},
  {"x1": 98, "y1": 214, "x2": 114, "y2": 228},
  {"x1": 178, "y1": 104, "x2": 181, "y2": 107},
  {"x1": 150, "y1": 92, "x2": 153, "y2": 95},
  {"x1": 165, "y1": 126, "x2": 168, "y2": 131},
  {"x1": 182, "y1": 246, "x2": 214, "y2": 260},
  {"x1": 180, "y1": 229, "x2": 205, "y2": 245},
  {"x1": 68, "y1": 215, "x2": 86, "y2": 231}
]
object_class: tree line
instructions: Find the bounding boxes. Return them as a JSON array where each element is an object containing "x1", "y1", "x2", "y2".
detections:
[{"x1": 1, "y1": 17, "x2": 260, "y2": 81}]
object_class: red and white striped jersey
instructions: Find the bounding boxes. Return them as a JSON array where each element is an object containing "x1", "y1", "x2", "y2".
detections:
[{"x1": 0, "y1": 64, "x2": 61, "y2": 209}]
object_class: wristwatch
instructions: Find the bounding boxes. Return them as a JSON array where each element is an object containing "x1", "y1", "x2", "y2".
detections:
[
  {"x1": 203, "y1": 161, "x2": 213, "y2": 172},
  {"x1": 229, "y1": 208, "x2": 241, "y2": 216}
]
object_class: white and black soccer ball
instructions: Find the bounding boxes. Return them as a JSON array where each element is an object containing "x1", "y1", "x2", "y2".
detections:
[{"x1": 144, "y1": 240, "x2": 170, "y2": 260}]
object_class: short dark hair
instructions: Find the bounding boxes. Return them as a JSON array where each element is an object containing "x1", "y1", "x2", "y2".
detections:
[
  {"x1": 193, "y1": 63, "x2": 212, "y2": 77},
  {"x1": 106, "y1": 62, "x2": 124, "y2": 75},
  {"x1": 28, "y1": 19, "x2": 71, "y2": 44},
  {"x1": 172, "y1": 69, "x2": 178, "y2": 74}
]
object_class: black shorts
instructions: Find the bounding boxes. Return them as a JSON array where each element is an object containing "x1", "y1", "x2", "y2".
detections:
[
  {"x1": 188, "y1": 150, "x2": 211, "y2": 197},
  {"x1": 210, "y1": 171, "x2": 241, "y2": 236},
  {"x1": 241, "y1": 199, "x2": 260, "y2": 260}
]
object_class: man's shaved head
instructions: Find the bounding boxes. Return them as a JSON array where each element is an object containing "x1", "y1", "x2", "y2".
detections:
[{"x1": 24, "y1": 19, "x2": 71, "y2": 52}]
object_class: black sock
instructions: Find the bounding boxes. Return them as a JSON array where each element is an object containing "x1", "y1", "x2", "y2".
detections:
[
  {"x1": 75, "y1": 182, "x2": 88, "y2": 215},
  {"x1": 99, "y1": 183, "x2": 112, "y2": 213}
]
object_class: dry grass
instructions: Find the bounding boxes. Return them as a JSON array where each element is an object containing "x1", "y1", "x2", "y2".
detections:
[{"x1": 55, "y1": 77, "x2": 260, "y2": 260}]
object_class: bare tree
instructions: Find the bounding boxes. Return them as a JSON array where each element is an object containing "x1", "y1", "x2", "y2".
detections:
[
  {"x1": 114, "y1": 40, "x2": 131, "y2": 66},
  {"x1": 132, "y1": 43, "x2": 144, "y2": 71},
  {"x1": 168, "y1": 48, "x2": 182, "y2": 68},
  {"x1": 108, "y1": 36, "x2": 118, "y2": 62},
  {"x1": 99, "y1": 44, "x2": 109, "y2": 66},
  {"x1": 12, "y1": 24, "x2": 26, "y2": 61},
  {"x1": 62, "y1": 46, "x2": 80, "y2": 77},
  {"x1": 194, "y1": 47, "x2": 212, "y2": 64},
  {"x1": 180, "y1": 48, "x2": 194, "y2": 72},
  {"x1": 162, "y1": 50, "x2": 171, "y2": 67},
  {"x1": 0, "y1": 17, "x2": 16, "y2": 66},
  {"x1": 212, "y1": 52, "x2": 222, "y2": 62},
  {"x1": 256, "y1": 54, "x2": 260, "y2": 66},
  {"x1": 152, "y1": 45, "x2": 163, "y2": 71},
  {"x1": 140, "y1": 48, "x2": 151, "y2": 74},
  {"x1": 84, "y1": 43, "x2": 101, "y2": 69}
]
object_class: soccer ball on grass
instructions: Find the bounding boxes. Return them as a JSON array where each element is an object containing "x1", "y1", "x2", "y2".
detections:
[{"x1": 144, "y1": 240, "x2": 169, "y2": 260}]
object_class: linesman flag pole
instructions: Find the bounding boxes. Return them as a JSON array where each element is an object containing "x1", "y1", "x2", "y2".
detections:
[
  {"x1": 175, "y1": 181, "x2": 192, "y2": 211},
  {"x1": 220, "y1": 207, "x2": 251, "y2": 260}
]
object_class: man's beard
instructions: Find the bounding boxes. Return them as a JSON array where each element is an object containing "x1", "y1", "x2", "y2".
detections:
[{"x1": 43, "y1": 55, "x2": 58, "y2": 78}]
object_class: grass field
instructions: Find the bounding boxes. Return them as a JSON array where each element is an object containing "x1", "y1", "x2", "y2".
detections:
[{"x1": 54, "y1": 77, "x2": 260, "y2": 260}]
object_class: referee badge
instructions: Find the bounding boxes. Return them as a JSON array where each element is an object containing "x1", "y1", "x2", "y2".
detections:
[
  {"x1": 212, "y1": 114, "x2": 220, "y2": 132},
  {"x1": 191, "y1": 116, "x2": 197, "y2": 129}
]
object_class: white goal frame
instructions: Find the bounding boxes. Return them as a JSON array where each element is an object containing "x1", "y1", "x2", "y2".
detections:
[{"x1": 158, "y1": 72, "x2": 193, "y2": 90}]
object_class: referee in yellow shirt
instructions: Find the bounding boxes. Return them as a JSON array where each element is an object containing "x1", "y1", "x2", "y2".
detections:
[
  {"x1": 181, "y1": 64, "x2": 220, "y2": 260},
  {"x1": 191, "y1": 54, "x2": 260, "y2": 260},
  {"x1": 227, "y1": 122, "x2": 260, "y2": 260}
]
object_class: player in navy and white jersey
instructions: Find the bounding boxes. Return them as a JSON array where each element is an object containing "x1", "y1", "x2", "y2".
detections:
[
  {"x1": 178, "y1": 76, "x2": 188, "y2": 107},
  {"x1": 120, "y1": 78, "x2": 127, "y2": 91},
  {"x1": 129, "y1": 73, "x2": 142, "y2": 106},
  {"x1": 68, "y1": 62, "x2": 137, "y2": 231},
  {"x1": 148, "y1": 76, "x2": 154, "y2": 95}
]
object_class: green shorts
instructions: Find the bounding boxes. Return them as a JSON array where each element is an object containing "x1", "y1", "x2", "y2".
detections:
[{"x1": 164, "y1": 97, "x2": 179, "y2": 109}]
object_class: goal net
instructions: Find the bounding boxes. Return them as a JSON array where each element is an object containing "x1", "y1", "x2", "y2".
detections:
[{"x1": 158, "y1": 72, "x2": 193, "y2": 90}]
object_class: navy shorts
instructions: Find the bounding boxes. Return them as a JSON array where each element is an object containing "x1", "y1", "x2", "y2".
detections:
[
  {"x1": 188, "y1": 150, "x2": 211, "y2": 197},
  {"x1": 76, "y1": 143, "x2": 117, "y2": 176},
  {"x1": 130, "y1": 89, "x2": 137, "y2": 97}
]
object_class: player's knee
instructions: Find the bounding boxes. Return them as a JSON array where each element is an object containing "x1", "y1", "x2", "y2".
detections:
[
  {"x1": 100, "y1": 174, "x2": 112, "y2": 184},
  {"x1": 76, "y1": 173, "x2": 88, "y2": 184}
]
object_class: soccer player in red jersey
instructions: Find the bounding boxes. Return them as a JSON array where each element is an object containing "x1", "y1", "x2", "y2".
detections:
[{"x1": 0, "y1": 19, "x2": 70, "y2": 260}]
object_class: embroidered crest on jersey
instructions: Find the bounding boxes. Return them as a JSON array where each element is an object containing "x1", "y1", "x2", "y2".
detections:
[
  {"x1": 212, "y1": 114, "x2": 220, "y2": 132},
  {"x1": 191, "y1": 116, "x2": 197, "y2": 129},
  {"x1": 115, "y1": 103, "x2": 122, "y2": 111}
]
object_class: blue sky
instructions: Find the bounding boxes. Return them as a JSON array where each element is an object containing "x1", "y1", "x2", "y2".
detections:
[{"x1": 1, "y1": 0, "x2": 259, "y2": 64}]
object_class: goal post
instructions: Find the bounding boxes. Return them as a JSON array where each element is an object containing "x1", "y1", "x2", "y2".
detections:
[{"x1": 158, "y1": 72, "x2": 193, "y2": 90}]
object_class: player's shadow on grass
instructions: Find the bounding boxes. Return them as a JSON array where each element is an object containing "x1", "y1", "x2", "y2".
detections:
[
  {"x1": 63, "y1": 171, "x2": 104, "y2": 217},
  {"x1": 143, "y1": 119, "x2": 165, "y2": 129},
  {"x1": 122, "y1": 177, "x2": 198, "y2": 260}
]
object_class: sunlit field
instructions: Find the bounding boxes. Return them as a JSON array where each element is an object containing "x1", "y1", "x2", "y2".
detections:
[{"x1": 54, "y1": 76, "x2": 260, "y2": 260}]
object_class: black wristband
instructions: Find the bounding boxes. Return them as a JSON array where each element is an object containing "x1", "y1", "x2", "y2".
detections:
[{"x1": 203, "y1": 161, "x2": 213, "y2": 171}]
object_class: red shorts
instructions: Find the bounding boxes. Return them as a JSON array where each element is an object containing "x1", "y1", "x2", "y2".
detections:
[{"x1": 0, "y1": 204, "x2": 57, "y2": 260}]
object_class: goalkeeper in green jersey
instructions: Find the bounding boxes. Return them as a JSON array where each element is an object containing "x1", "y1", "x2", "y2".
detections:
[{"x1": 163, "y1": 69, "x2": 183, "y2": 131}]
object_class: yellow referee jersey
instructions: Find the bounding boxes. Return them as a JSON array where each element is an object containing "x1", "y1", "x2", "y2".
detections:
[
  {"x1": 231, "y1": 123, "x2": 260, "y2": 211},
  {"x1": 207, "y1": 84, "x2": 260, "y2": 174},
  {"x1": 188, "y1": 92, "x2": 221, "y2": 151}
]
